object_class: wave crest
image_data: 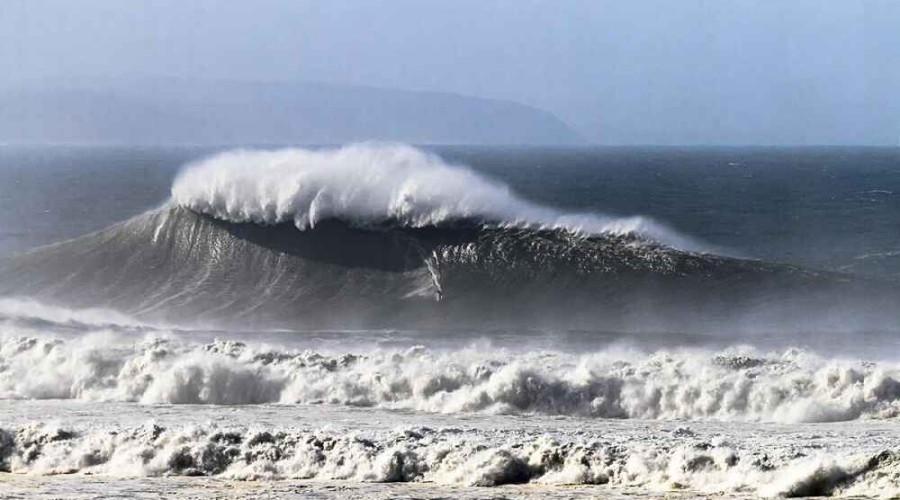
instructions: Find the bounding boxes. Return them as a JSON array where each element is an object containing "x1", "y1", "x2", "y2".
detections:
[{"x1": 171, "y1": 143, "x2": 701, "y2": 250}]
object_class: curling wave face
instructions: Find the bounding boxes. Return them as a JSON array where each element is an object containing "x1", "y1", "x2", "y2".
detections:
[
  {"x1": 0, "y1": 203, "x2": 895, "y2": 332},
  {"x1": 2, "y1": 333, "x2": 899, "y2": 423}
]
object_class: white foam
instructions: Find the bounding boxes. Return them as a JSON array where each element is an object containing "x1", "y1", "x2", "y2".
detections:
[
  {"x1": 1, "y1": 333, "x2": 898, "y2": 423},
  {"x1": 171, "y1": 143, "x2": 703, "y2": 251},
  {"x1": 1, "y1": 420, "x2": 897, "y2": 497}
]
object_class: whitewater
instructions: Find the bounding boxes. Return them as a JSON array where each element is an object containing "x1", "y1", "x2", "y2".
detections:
[
  {"x1": 171, "y1": 144, "x2": 700, "y2": 250},
  {"x1": 1, "y1": 144, "x2": 900, "y2": 498}
]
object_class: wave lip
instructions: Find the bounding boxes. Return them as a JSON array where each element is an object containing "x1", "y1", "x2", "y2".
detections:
[{"x1": 171, "y1": 143, "x2": 702, "y2": 251}]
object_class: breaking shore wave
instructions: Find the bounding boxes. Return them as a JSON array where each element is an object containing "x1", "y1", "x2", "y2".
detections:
[{"x1": 2, "y1": 334, "x2": 899, "y2": 423}]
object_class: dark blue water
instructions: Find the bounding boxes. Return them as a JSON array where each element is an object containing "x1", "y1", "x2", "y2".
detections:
[{"x1": 2, "y1": 145, "x2": 899, "y2": 276}]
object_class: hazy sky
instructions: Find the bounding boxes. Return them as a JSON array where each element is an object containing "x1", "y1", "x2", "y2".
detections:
[{"x1": 3, "y1": 0, "x2": 899, "y2": 144}]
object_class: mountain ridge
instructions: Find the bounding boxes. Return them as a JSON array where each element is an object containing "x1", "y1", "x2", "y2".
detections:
[{"x1": 0, "y1": 78, "x2": 582, "y2": 146}]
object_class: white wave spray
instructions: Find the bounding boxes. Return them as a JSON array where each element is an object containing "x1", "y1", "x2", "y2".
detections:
[
  {"x1": 171, "y1": 143, "x2": 704, "y2": 251},
  {"x1": 2, "y1": 332, "x2": 899, "y2": 423}
]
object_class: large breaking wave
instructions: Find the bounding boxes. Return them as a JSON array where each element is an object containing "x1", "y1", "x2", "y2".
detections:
[{"x1": 0, "y1": 143, "x2": 898, "y2": 331}]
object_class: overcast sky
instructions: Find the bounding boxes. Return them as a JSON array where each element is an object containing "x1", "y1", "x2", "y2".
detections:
[{"x1": 3, "y1": 0, "x2": 898, "y2": 144}]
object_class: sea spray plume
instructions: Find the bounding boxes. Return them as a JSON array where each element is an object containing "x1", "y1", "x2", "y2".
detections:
[
  {"x1": 0, "y1": 297, "x2": 144, "y2": 329},
  {"x1": 171, "y1": 143, "x2": 703, "y2": 251}
]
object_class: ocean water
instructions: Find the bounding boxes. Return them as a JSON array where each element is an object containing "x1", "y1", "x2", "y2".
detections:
[{"x1": 1, "y1": 144, "x2": 899, "y2": 498}]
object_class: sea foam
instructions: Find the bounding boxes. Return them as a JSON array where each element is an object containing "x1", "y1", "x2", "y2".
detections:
[
  {"x1": 2, "y1": 333, "x2": 898, "y2": 423},
  {"x1": 1, "y1": 420, "x2": 898, "y2": 497}
]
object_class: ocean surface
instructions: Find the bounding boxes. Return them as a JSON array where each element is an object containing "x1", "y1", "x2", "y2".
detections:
[{"x1": 1, "y1": 144, "x2": 899, "y2": 498}]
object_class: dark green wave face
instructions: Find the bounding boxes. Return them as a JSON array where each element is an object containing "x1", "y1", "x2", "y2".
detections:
[{"x1": 1, "y1": 203, "x2": 897, "y2": 336}]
